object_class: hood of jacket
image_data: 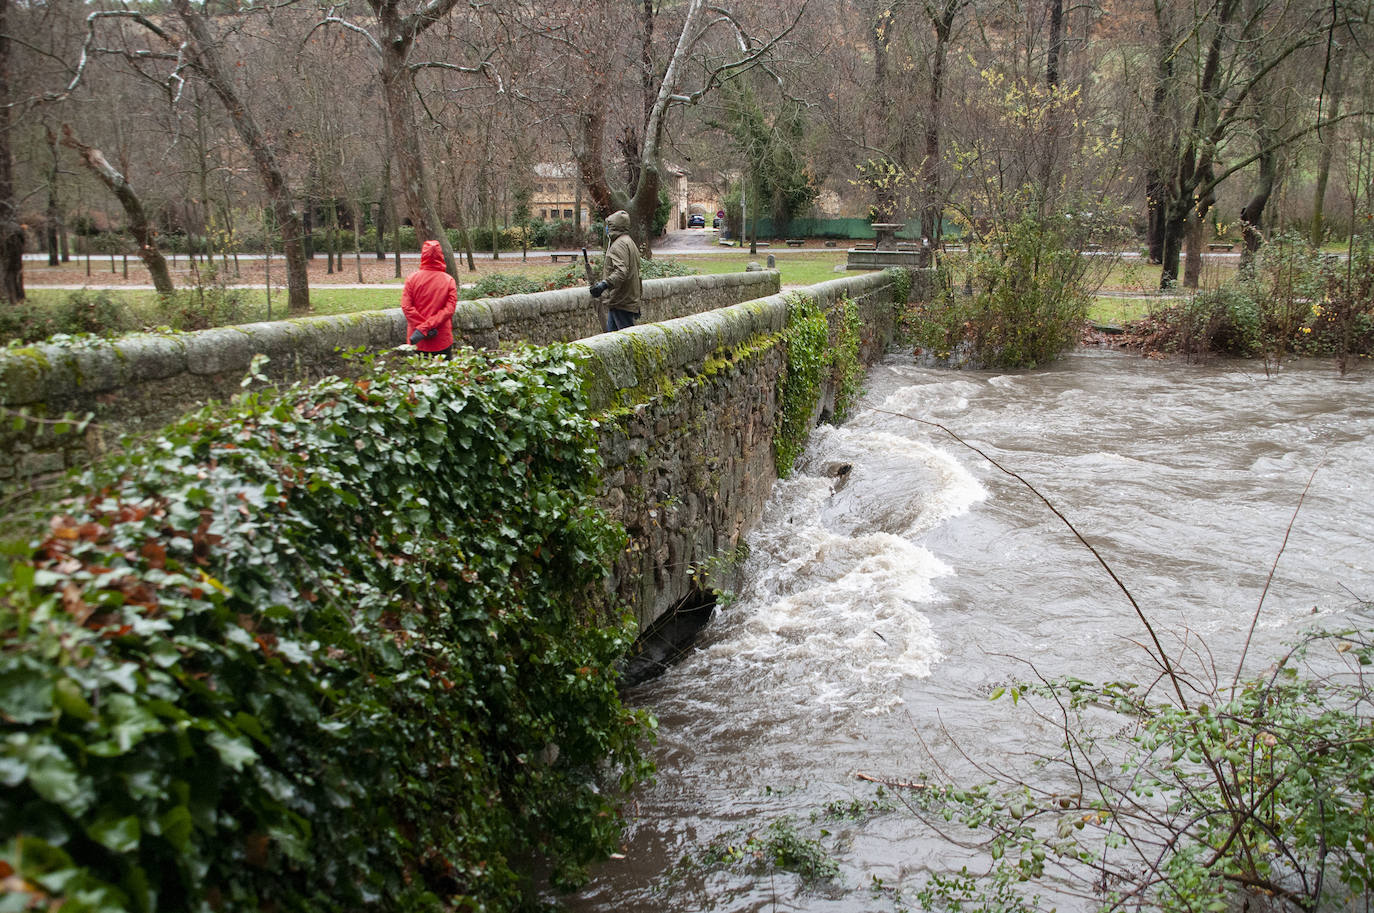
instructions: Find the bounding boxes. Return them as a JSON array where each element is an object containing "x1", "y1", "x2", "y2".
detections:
[
  {"x1": 606, "y1": 210, "x2": 632, "y2": 237},
  {"x1": 419, "y1": 239, "x2": 446, "y2": 271}
]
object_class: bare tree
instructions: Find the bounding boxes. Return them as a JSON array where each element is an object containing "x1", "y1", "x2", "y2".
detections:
[
  {"x1": 516, "y1": 0, "x2": 807, "y2": 253},
  {"x1": 314, "y1": 0, "x2": 497, "y2": 280},
  {"x1": 0, "y1": 0, "x2": 25, "y2": 303},
  {"x1": 59, "y1": 124, "x2": 175, "y2": 295},
  {"x1": 918, "y1": 0, "x2": 971, "y2": 260},
  {"x1": 167, "y1": 0, "x2": 311, "y2": 313},
  {"x1": 1309, "y1": 25, "x2": 1348, "y2": 245},
  {"x1": 1151, "y1": 0, "x2": 1343, "y2": 287}
]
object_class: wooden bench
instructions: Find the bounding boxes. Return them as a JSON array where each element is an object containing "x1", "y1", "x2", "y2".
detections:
[
  {"x1": 549, "y1": 253, "x2": 579, "y2": 263},
  {"x1": 785, "y1": 239, "x2": 805, "y2": 247},
  {"x1": 1206, "y1": 242, "x2": 1235, "y2": 252}
]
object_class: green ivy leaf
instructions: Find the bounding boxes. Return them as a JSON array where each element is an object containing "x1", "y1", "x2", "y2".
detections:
[
  {"x1": 86, "y1": 815, "x2": 141, "y2": 854},
  {"x1": 206, "y1": 730, "x2": 258, "y2": 771},
  {"x1": 0, "y1": 664, "x2": 54, "y2": 724}
]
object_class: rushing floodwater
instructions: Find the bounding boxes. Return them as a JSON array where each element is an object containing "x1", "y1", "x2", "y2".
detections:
[{"x1": 568, "y1": 350, "x2": 1374, "y2": 913}]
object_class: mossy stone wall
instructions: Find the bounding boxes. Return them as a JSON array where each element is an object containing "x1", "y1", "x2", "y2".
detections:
[
  {"x1": 576, "y1": 269, "x2": 909, "y2": 630},
  {"x1": 0, "y1": 273, "x2": 779, "y2": 496}
]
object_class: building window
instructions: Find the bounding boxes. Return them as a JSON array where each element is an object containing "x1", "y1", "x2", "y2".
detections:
[{"x1": 564, "y1": 209, "x2": 573, "y2": 219}]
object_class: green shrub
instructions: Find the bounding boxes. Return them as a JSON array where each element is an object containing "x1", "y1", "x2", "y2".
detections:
[
  {"x1": 639, "y1": 258, "x2": 697, "y2": 280},
  {"x1": 463, "y1": 258, "x2": 701, "y2": 302},
  {"x1": 1178, "y1": 286, "x2": 1264, "y2": 357},
  {"x1": 831, "y1": 297, "x2": 865, "y2": 422},
  {"x1": 545, "y1": 220, "x2": 598, "y2": 251},
  {"x1": 0, "y1": 292, "x2": 139, "y2": 346},
  {"x1": 141, "y1": 264, "x2": 249, "y2": 331},
  {"x1": 465, "y1": 226, "x2": 521, "y2": 252},
  {"x1": 1132, "y1": 226, "x2": 1374, "y2": 365},
  {"x1": 0, "y1": 345, "x2": 653, "y2": 911},
  {"x1": 461, "y1": 273, "x2": 547, "y2": 300},
  {"x1": 885, "y1": 267, "x2": 913, "y2": 306},
  {"x1": 910, "y1": 627, "x2": 1374, "y2": 913},
  {"x1": 909, "y1": 211, "x2": 1095, "y2": 368}
]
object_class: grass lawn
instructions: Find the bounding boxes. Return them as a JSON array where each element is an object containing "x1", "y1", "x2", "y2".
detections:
[
  {"x1": 1089, "y1": 296, "x2": 1177, "y2": 326},
  {"x1": 26, "y1": 287, "x2": 404, "y2": 324},
  {"x1": 22, "y1": 250, "x2": 1205, "y2": 338},
  {"x1": 666, "y1": 251, "x2": 849, "y2": 287}
]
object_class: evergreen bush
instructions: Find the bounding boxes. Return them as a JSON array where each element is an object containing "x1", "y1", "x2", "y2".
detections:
[
  {"x1": 909, "y1": 211, "x2": 1096, "y2": 368},
  {"x1": 0, "y1": 345, "x2": 653, "y2": 911}
]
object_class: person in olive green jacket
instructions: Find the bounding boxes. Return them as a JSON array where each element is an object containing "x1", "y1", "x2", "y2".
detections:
[{"x1": 589, "y1": 210, "x2": 642, "y2": 331}]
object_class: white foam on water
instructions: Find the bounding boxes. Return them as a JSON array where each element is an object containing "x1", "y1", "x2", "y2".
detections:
[{"x1": 656, "y1": 413, "x2": 987, "y2": 722}]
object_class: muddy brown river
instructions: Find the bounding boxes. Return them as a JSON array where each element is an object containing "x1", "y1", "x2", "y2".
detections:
[{"x1": 566, "y1": 350, "x2": 1374, "y2": 912}]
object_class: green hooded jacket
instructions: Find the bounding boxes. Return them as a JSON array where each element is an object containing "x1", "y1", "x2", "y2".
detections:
[{"x1": 600, "y1": 210, "x2": 642, "y2": 315}]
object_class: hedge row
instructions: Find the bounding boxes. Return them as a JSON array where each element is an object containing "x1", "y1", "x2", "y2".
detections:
[{"x1": 0, "y1": 345, "x2": 653, "y2": 911}]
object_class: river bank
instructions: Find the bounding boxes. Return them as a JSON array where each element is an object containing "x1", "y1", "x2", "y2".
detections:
[{"x1": 567, "y1": 349, "x2": 1374, "y2": 913}]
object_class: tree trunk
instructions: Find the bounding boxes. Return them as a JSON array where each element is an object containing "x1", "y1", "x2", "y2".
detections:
[
  {"x1": 1310, "y1": 45, "x2": 1344, "y2": 247},
  {"x1": 378, "y1": 37, "x2": 458, "y2": 280},
  {"x1": 1045, "y1": 0, "x2": 1064, "y2": 89},
  {"x1": 375, "y1": 186, "x2": 387, "y2": 260},
  {"x1": 62, "y1": 127, "x2": 176, "y2": 296},
  {"x1": 1145, "y1": 8, "x2": 1177, "y2": 264},
  {"x1": 1156, "y1": 0, "x2": 1238, "y2": 289},
  {"x1": 353, "y1": 200, "x2": 363, "y2": 282},
  {"x1": 1183, "y1": 207, "x2": 1204, "y2": 288},
  {"x1": 1238, "y1": 145, "x2": 1276, "y2": 271},
  {"x1": 172, "y1": 0, "x2": 309, "y2": 314},
  {"x1": 453, "y1": 206, "x2": 476, "y2": 271},
  {"x1": 1159, "y1": 199, "x2": 1188, "y2": 287},
  {"x1": 920, "y1": 0, "x2": 961, "y2": 267},
  {"x1": 46, "y1": 129, "x2": 63, "y2": 267},
  {"x1": 0, "y1": 0, "x2": 24, "y2": 304},
  {"x1": 327, "y1": 201, "x2": 338, "y2": 274}
]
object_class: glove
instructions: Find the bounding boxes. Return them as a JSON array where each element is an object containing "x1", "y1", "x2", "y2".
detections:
[
  {"x1": 426, "y1": 328, "x2": 437, "y2": 338},
  {"x1": 409, "y1": 329, "x2": 424, "y2": 345},
  {"x1": 589, "y1": 280, "x2": 609, "y2": 298}
]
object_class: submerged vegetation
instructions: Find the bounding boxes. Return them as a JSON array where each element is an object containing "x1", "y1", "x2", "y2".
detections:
[
  {"x1": 901, "y1": 622, "x2": 1374, "y2": 913},
  {"x1": 0, "y1": 345, "x2": 653, "y2": 911},
  {"x1": 905, "y1": 205, "x2": 1125, "y2": 369},
  {"x1": 1121, "y1": 227, "x2": 1374, "y2": 371}
]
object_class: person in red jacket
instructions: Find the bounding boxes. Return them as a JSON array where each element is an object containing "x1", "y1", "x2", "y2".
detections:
[{"x1": 401, "y1": 239, "x2": 458, "y2": 357}]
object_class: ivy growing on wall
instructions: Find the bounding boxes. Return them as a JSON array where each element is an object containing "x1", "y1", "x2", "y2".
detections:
[
  {"x1": 0, "y1": 346, "x2": 654, "y2": 912},
  {"x1": 774, "y1": 294, "x2": 829, "y2": 478},
  {"x1": 884, "y1": 267, "x2": 913, "y2": 307},
  {"x1": 775, "y1": 291, "x2": 871, "y2": 476},
  {"x1": 831, "y1": 297, "x2": 866, "y2": 423}
]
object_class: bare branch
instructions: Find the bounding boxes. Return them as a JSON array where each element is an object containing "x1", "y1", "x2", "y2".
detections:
[
  {"x1": 677, "y1": 1, "x2": 810, "y2": 105},
  {"x1": 307, "y1": 14, "x2": 384, "y2": 57}
]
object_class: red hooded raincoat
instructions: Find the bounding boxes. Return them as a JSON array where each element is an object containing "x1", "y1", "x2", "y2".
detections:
[{"x1": 401, "y1": 240, "x2": 457, "y2": 352}]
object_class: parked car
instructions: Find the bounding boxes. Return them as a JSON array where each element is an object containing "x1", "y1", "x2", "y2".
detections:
[
  {"x1": 712, "y1": 216, "x2": 721, "y2": 228},
  {"x1": 688, "y1": 213, "x2": 706, "y2": 227}
]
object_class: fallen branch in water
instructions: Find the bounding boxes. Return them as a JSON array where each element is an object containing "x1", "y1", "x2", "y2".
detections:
[{"x1": 856, "y1": 772, "x2": 929, "y2": 790}]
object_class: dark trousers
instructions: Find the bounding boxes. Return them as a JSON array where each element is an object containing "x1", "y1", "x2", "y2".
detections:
[{"x1": 606, "y1": 309, "x2": 638, "y2": 332}]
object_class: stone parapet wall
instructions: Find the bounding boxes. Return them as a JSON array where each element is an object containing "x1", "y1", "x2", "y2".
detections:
[
  {"x1": 575, "y1": 269, "x2": 907, "y2": 630},
  {"x1": 456, "y1": 272, "x2": 781, "y2": 349},
  {"x1": 0, "y1": 272, "x2": 780, "y2": 493}
]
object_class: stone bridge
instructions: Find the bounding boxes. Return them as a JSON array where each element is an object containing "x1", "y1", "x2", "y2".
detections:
[{"x1": 0, "y1": 268, "x2": 920, "y2": 631}]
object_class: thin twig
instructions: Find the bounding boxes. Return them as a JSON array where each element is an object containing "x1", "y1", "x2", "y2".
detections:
[
  {"x1": 870, "y1": 406, "x2": 1192, "y2": 711},
  {"x1": 1230, "y1": 464, "x2": 1321, "y2": 696}
]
